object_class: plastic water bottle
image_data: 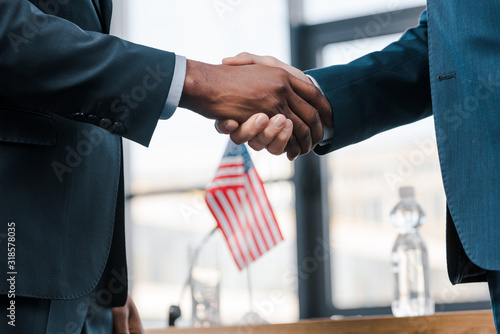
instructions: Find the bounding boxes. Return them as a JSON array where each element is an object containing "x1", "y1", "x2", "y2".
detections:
[{"x1": 390, "y1": 186, "x2": 434, "y2": 317}]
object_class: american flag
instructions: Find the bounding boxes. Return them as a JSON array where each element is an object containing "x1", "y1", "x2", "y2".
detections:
[{"x1": 205, "y1": 141, "x2": 284, "y2": 270}]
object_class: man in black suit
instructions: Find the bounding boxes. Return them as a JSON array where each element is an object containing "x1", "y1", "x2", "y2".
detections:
[{"x1": 0, "y1": 0, "x2": 330, "y2": 332}]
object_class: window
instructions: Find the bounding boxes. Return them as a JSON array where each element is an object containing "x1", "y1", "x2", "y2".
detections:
[{"x1": 303, "y1": 0, "x2": 428, "y2": 23}]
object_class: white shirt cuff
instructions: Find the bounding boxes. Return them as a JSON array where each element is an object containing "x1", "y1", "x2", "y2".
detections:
[
  {"x1": 307, "y1": 74, "x2": 334, "y2": 145},
  {"x1": 160, "y1": 55, "x2": 187, "y2": 120},
  {"x1": 321, "y1": 126, "x2": 334, "y2": 144}
]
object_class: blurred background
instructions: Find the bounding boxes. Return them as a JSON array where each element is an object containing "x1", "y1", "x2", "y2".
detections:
[{"x1": 109, "y1": 0, "x2": 490, "y2": 329}]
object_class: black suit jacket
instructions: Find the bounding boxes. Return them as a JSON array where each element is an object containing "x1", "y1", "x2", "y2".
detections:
[{"x1": 0, "y1": 0, "x2": 176, "y2": 302}]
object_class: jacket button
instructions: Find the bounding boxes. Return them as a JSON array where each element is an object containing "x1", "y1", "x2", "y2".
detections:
[
  {"x1": 99, "y1": 118, "x2": 112, "y2": 129},
  {"x1": 74, "y1": 113, "x2": 87, "y2": 122},
  {"x1": 87, "y1": 115, "x2": 100, "y2": 125},
  {"x1": 111, "y1": 122, "x2": 126, "y2": 134}
]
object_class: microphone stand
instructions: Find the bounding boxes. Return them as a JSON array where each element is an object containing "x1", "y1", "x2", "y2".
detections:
[{"x1": 168, "y1": 226, "x2": 218, "y2": 327}]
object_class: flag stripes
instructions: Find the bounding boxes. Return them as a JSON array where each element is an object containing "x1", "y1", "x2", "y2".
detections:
[{"x1": 205, "y1": 142, "x2": 283, "y2": 270}]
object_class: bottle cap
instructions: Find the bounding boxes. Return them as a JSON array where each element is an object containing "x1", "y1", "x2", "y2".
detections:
[{"x1": 399, "y1": 186, "x2": 415, "y2": 198}]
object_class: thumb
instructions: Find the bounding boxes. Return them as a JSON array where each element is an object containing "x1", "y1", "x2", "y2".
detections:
[
  {"x1": 222, "y1": 52, "x2": 257, "y2": 66},
  {"x1": 112, "y1": 306, "x2": 130, "y2": 334},
  {"x1": 215, "y1": 119, "x2": 239, "y2": 134}
]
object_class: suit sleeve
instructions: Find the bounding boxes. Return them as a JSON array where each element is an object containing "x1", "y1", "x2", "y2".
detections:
[
  {"x1": 309, "y1": 11, "x2": 432, "y2": 155},
  {"x1": 0, "y1": 0, "x2": 176, "y2": 146}
]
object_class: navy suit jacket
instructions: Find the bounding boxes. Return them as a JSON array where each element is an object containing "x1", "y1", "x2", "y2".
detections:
[
  {"x1": 0, "y1": 0, "x2": 176, "y2": 303},
  {"x1": 309, "y1": 2, "x2": 500, "y2": 282}
]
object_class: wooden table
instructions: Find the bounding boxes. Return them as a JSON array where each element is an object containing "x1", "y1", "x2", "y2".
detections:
[{"x1": 146, "y1": 310, "x2": 495, "y2": 333}]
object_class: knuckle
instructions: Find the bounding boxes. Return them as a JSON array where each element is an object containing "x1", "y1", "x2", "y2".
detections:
[
  {"x1": 310, "y1": 114, "x2": 323, "y2": 142},
  {"x1": 230, "y1": 134, "x2": 245, "y2": 145},
  {"x1": 270, "y1": 98, "x2": 286, "y2": 113},
  {"x1": 272, "y1": 67, "x2": 288, "y2": 80},
  {"x1": 265, "y1": 56, "x2": 279, "y2": 67},
  {"x1": 267, "y1": 146, "x2": 281, "y2": 155},
  {"x1": 286, "y1": 136, "x2": 301, "y2": 157},
  {"x1": 276, "y1": 80, "x2": 288, "y2": 94},
  {"x1": 297, "y1": 124, "x2": 311, "y2": 143},
  {"x1": 287, "y1": 148, "x2": 299, "y2": 160},
  {"x1": 311, "y1": 110, "x2": 322, "y2": 126},
  {"x1": 263, "y1": 56, "x2": 274, "y2": 66},
  {"x1": 248, "y1": 141, "x2": 264, "y2": 151}
]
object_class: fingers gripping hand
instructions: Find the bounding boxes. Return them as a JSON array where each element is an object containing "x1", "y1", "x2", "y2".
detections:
[
  {"x1": 216, "y1": 114, "x2": 293, "y2": 157},
  {"x1": 215, "y1": 113, "x2": 269, "y2": 137},
  {"x1": 181, "y1": 60, "x2": 305, "y2": 122},
  {"x1": 223, "y1": 52, "x2": 310, "y2": 83},
  {"x1": 246, "y1": 115, "x2": 293, "y2": 155},
  {"x1": 112, "y1": 295, "x2": 144, "y2": 334},
  {"x1": 285, "y1": 135, "x2": 302, "y2": 161},
  {"x1": 185, "y1": 61, "x2": 318, "y2": 153},
  {"x1": 222, "y1": 52, "x2": 332, "y2": 156},
  {"x1": 225, "y1": 52, "x2": 332, "y2": 129}
]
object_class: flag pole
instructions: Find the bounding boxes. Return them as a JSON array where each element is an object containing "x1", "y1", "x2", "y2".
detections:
[
  {"x1": 237, "y1": 180, "x2": 254, "y2": 313},
  {"x1": 246, "y1": 266, "x2": 253, "y2": 310},
  {"x1": 241, "y1": 210, "x2": 267, "y2": 324},
  {"x1": 245, "y1": 228, "x2": 254, "y2": 312}
]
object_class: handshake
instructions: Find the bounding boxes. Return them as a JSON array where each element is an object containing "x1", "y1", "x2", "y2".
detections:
[{"x1": 179, "y1": 53, "x2": 332, "y2": 161}]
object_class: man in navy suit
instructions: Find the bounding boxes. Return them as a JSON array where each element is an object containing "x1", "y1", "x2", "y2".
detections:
[
  {"x1": 220, "y1": 2, "x2": 500, "y2": 331},
  {"x1": 0, "y1": 0, "x2": 331, "y2": 332}
]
